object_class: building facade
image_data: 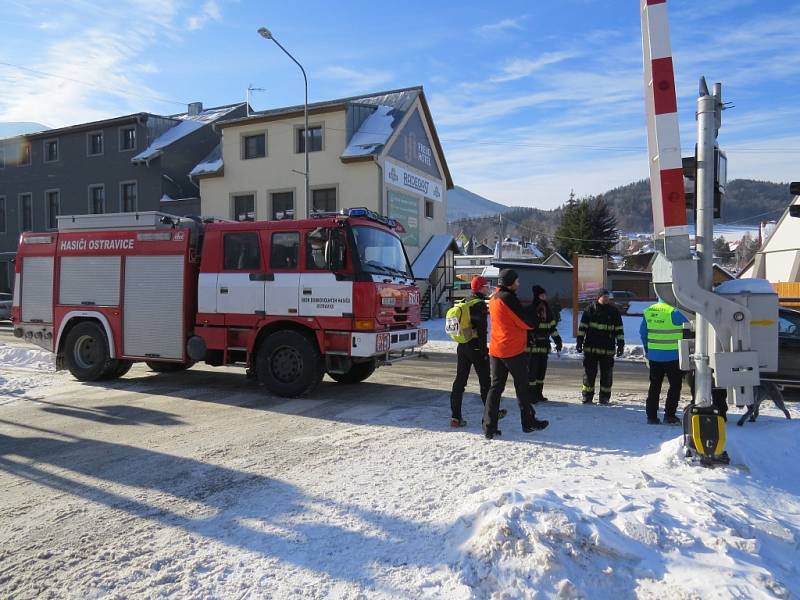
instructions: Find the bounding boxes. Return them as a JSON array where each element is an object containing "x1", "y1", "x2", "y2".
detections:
[
  {"x1": 0, "y1": 103, "x2": 247, "y2": 292},
  {"x1": 195, "y1": 86, "x2": 452, "y2": 264}
]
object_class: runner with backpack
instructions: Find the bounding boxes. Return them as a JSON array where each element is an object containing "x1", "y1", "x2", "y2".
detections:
[{"x1": 446, "y1": 276, "x2": 504, "y2": 427}]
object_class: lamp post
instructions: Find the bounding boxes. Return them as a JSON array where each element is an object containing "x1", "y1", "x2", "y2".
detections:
[{"x1": 257, "y1": 27, "x2": 310, "y2": 218}]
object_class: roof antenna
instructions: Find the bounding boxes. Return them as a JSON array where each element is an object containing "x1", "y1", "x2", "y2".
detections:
[{"x1": 246, "y1": 85, "x2": 265, "y2": 116}]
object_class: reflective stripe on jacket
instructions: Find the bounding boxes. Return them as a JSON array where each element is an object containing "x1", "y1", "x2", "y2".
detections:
[
  {"x1": 489, "y1": 288, "x2": 534, "y2": 358},
  {"x1": 640, "y1": 302, "x2": 687, "y2": 361}
]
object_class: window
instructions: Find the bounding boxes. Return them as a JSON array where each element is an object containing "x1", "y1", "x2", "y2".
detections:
[
  {"x1": 271, "y1": 191, "x2": 294, "y2": 220},
  {"x1": 46, "y1": 190, "x2": 60, "y2": 229},
  {"x1": 270, "y1": 232, "x2": 299, "y2": 270},
  {"x1": 89, "y1": 184, "x2": 105, "y2": 214},
  {"x1": 121, "y1": 181, "x2": 137, "y2": 212},
  {"x1": 120, "y1": 127, "x2": 136, "y2": 151},
  {"x1": 779, "y1": 313, "x2": 800, "y2": 337},
  {"x1": 469, "y1": 259, "x2": 476, "y2": 266},
  {"x1": 20, "y1": 143, "x2": 31, "y2": 166},
  {"x1": 425, "y1": 199, "x2": 434, "y2": 219},
  {"x1": 242, "y1": 133, "x2": 266, "y2": 159},
  {"x1": 306, "y1": 229, "x2": 330, "y2": 270},
  {"x1": 232, "y1": 193, "x2": 255, "y2": 221},
  {"x1": 0, "y1": 148, "x2": 5, "y2": 169},
  {"x1": 297, "y1": 126, "x2": 323, "y2": 153},
  {"x1": 44, "y1": 139, "x2": 59, "y2": 162},
  {"x1": 223, "y1": 233, "x2": 261, "y2": 270},
  {"x1": 311, "y1": 187, "x2": 336, "y2": 213},
  {"x1": 0, "y1": 197, "x2": 5, "y2": 233},
  {"x1": 87, "y1": 132, "x2": 104, "y2": 156},
  {"x1": 19, "y1": 193, "x2": 32, "y2": 231}
]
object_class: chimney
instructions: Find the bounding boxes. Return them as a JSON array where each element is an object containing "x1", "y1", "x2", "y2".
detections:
[{"x1": 188, "y1": 102, "x2": 203, "y2": 116}]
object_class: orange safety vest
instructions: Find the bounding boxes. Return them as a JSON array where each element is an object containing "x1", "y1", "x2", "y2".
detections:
[{"x1": 488, "y1": 292, "x2": 532, "y2": 358}]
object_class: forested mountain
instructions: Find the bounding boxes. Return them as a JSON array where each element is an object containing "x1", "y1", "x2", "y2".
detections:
[
  {"x1": 446, "y1": 186, "x2": 511, "y2": 220},
  {"x1": 448, "y1": 179, "x2": 791, "y2": 241}
]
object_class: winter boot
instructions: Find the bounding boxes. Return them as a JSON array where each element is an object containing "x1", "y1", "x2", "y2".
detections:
[
  {"x1": 450, "y1": 418, "x2": 467, "y2": 428},
  {"x1": 523, "y1": 419, "x2": 549, "y2": 433}
]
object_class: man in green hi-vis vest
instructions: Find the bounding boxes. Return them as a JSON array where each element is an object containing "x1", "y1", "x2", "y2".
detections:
[{"x1": 640, "y1": 301, "x2": 688, "y2": 425}]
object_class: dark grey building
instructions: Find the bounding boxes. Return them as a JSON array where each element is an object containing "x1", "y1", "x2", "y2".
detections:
[{"x1": 0, "y1": 102, "x2": 247, "y2": 291}]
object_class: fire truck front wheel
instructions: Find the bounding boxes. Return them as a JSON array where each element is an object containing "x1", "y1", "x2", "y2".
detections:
[
  {"x1": 328, "y1": 360, "x2": 377, "y2": 384},
  {"x1": 256, "y1": 330, "x2": 323, "y2": 397},
  {"x1": 64, "y1": 321, "x2": 116, "y2": 382}
]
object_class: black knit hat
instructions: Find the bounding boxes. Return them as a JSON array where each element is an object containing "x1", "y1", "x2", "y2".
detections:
[
  {"x1": 598, "y1": 288, "x2": 610, "y2": 298},
  {"x1": 532, "y1": 285, "x2": 546, "y2": 299},
  {"x1": 498, "y1": 268, "x2": 519, "y2": 287}
]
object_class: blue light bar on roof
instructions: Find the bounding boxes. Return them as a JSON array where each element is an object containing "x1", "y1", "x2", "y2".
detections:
[{"x1": 341, "y1": 207, "x2": 403, "y2": 231}]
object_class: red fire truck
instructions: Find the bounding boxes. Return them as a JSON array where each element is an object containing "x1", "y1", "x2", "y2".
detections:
[{"x1": 11, "y1": 208, "x2": 428, "y2": 397}]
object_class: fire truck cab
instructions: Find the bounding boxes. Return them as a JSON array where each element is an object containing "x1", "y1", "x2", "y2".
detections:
[{"x1": 12, "y1": 209, "x2": 427, "y2": 397}]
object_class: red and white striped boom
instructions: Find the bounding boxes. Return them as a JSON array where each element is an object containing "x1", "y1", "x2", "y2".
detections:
[{"x1": 641, "y1": 0, "x2": 688, "y2": 241}]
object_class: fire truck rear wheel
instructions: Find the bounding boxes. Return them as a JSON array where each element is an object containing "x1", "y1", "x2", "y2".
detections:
[
  {"x1": 256, "y1": 330, "x2": 323, "y2": 397},
  {"x1": 145, "y1": 361, "x2": 193, "y2": 373},
  {"x1": 328, "y1": 360, "x2": 376, "y2": 384},
  {"x1": 64, "y1": 321, "x2": 115, "y2": 382}
]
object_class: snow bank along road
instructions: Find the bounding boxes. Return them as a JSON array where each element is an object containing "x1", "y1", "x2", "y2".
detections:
[{"x1": 1, "y1": 342, "x2": 799, "y2": 599}]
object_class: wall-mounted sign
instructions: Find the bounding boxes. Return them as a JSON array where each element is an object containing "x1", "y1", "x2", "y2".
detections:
[
  {"x1": 385, "y1": 160, "x2": 443, "y2": 202},
  {"x1": 387, "y1": 109, "x2": 442, "y2": 180},
  {"x1": 387, "y1": 190, "x2": 419, "y2": 247}
]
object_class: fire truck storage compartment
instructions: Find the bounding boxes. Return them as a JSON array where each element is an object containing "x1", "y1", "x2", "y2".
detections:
[
  {"x1": 22, "y1": 257, "x2": 54, "y2": 323},
  {"x1": 59, "y1": 256, "x2": 121, "y2": 306},
  {"x1": 123, "y1": 255, "x2": 185, "y2": 359}
]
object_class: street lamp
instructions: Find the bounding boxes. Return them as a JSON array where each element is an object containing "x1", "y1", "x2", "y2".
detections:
[{"x1": 257, "y1": 27, "x2": 310, "y2": 219}]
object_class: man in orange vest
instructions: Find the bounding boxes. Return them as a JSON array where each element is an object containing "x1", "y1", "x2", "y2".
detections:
[{"x1": 483, "y1": 269, "x2": 550, "y2": 439}]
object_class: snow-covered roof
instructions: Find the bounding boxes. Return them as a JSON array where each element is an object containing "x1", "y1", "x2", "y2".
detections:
[
  {"x1": 341, "y1": 105, "x2": 396, "y2": 158},
  {"x1": 189, "y1": 144, "x2": 223, "y2": 178},
  {"x1": 481, "y1": 265, "x2": 500, "y2": 278},
  {"x1": 412, "y1": 234, "x2": 458, "y2": 279},
  {"x1": 132, "y1": 104, "x2": 242, "y2": 163},
  {"x1": 716, "y1": 278, "x2": 776, "y2": 295}
]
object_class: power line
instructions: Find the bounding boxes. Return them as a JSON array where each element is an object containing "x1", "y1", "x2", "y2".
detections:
[{"x1": 0, "y1": 61, "x2": 189, "y2": 107}]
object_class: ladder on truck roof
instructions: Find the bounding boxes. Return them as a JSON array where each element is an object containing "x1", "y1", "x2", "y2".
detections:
[{"x1": 57, "y1": 211, "x2": 191, "y2": 232}]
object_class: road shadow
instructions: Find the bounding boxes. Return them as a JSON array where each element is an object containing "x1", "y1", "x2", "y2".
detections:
[
  {"x1": 35, "y1": 399, "x2": 184, "y2": 426},
  {"x1": 0, "y1": 427, "x2": 446, "y2": 594}
]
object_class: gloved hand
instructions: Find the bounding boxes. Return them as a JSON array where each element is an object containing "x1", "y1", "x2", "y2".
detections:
[
  {"x1": 575, "y1": 340, "x2": 583, "y2": 353},
  {"x1": 616, "y1": 341, "x2": 625, "y2": 358},
  {"x1": 554, "y1": 338, "x2": 563, "y2": 353}
]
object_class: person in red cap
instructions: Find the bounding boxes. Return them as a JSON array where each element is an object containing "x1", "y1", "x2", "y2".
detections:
[{"x1": 448, "y1": 276, "x2": 494, "y2": 427}]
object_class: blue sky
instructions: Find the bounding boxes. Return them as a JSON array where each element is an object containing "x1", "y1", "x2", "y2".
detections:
[{"x1": 1, "y1": 0, "x2": 799, "y2": 210}]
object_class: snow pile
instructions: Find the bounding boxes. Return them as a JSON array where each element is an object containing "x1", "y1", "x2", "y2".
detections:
[
  {"x1": 448, "y1": 421, "x2": 800, "y2": 598},
  {"x1": 0, "y1": 342, "x2": 54, "y2": 370}
]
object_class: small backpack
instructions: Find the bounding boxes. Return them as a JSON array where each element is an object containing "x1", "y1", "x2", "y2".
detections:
[{"x1": 445, "y1": 298, "x2": 482, "y2": 343}]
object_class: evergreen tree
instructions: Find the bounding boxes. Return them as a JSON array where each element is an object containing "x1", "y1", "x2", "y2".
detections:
[{"x1": 554, "y1": 195, "x2": 619, "y2": 258}]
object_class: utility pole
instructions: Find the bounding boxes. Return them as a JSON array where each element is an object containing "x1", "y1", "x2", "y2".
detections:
[{"x1": 693, "y1": 77, "x2": 723, "y2": 408}]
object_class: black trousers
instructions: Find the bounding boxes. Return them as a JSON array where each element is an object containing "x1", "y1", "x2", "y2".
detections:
[
  {"x1": 483, "y1": 353, "x2": 536, "y2": 433},
  {"x1": 528, "y1": 351, "x2": 549, "y2": 402},
  {"x1": 646, "y1": 359, "x2": 683, "y2": 419},
  {"x1": 450, "y1": 342, "x2": 490, "y2": 420},
  {"x1": 582, "y1": 354, "x2": 614, "y2": 402}
]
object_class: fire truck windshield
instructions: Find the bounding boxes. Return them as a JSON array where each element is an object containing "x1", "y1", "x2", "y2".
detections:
[{"x1": 352, "y1": 226, "x2": 411, "y2": 278}]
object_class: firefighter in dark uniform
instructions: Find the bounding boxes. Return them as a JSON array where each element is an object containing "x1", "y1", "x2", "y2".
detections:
[
  {"x1": 449, "y1": 276, "x2": 492, "y2": 427},
  {"x1": 527, "y1": 285, "x2": 563, "y2": 403},
  {"x1": 576, "y1": 289, "x2": 624, "y2": 404}
]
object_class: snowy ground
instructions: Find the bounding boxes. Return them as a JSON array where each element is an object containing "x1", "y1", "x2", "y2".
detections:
[{"x1": 1, "y1": 341, "x2": 799, "y2": 599}]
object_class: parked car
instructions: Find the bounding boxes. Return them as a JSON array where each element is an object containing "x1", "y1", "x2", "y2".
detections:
[
  {"x1": 609, "y1": 290, "x2": 635, "y2": 314},
  {"x1": 762, "y1": 307, "x2": 800, "y2": 392},
  {"x1": 0, "y1": 292, "x2": 12, "y2": 321}
]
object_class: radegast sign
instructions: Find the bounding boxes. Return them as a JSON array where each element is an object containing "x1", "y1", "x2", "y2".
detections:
[
  {"x1": 387, "y1": 109, "x2": 442, "y2": 180},
  {"x1": 385, "y1": 160, "x2": 443, "y2": 202}
]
